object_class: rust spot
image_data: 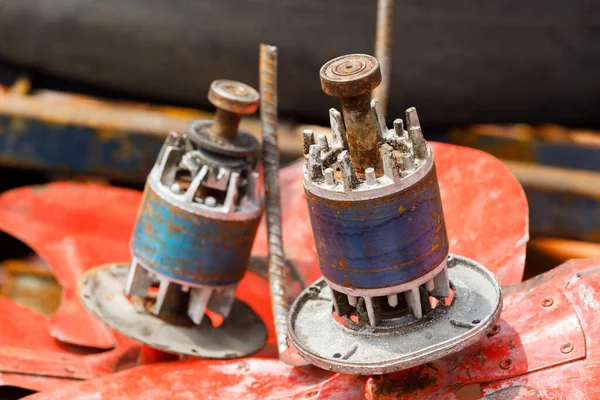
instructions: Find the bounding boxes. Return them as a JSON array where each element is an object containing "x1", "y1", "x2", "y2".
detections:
[
  {"x1": 487, "y1": 324, "x2": 501, "y2": 337},
  {"x1": 168, "y1": 224, "x2": 187, "y2": 234},
  {"x1": 373, "y1": 365, "x2": 438, "y2": 396},
  {"x1": 236, "y1": 361, "x2": 250, "y2": 372},
  {"x1": 455, "y1": 384, "x2": 482, "y2": 400}
]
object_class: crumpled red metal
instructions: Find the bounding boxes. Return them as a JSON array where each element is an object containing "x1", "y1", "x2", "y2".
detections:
[
  {"x1": 25, "y1": 255, "x2": 598, "y2": 399},
  {"x1": 0, "y1": 142, "x2": 535, "y2": 397}
]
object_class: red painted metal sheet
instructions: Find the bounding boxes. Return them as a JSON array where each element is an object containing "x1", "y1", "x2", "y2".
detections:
[
  {"x1": 23, "y1": 359, "x2": 368, "y2": 400},
  {"x1": 0, "y1": 183, "x2": 141, "y2": 349},
  {"x1": 364, "y1": 266, "x2": 589, "y2": 399},
  {"x1": 0, "y1": 373, "x2": 67, "y2": 394},
  {"x1": 432, "y1": 143, "x2": 528, "y2": 285},
  {"x1": 0, "y1": 182, "x2": 278, "y2": 391},
  {"x1": 20, "y1": 142, "x2": 532, "y2": 398},
  {"x1": 0, "y1": 184, "x2": 144, "y2": 390},
  {"x1": 26, "y1": 257, "x2": 597, "y2": 399}
]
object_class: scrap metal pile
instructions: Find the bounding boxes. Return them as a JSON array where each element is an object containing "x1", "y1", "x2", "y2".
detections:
[{"x1": 0, "y1": 30, "x2": 597, "y2": 400}]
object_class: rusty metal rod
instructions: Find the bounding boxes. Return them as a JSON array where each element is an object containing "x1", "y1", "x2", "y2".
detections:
[
  {"x1": 259, "y1": 47, "x2": 283, "y2": 322},
  {"x1": 259, "y1": 44, "x2": 304, "y2": 365},
  {"x1": 320, "y1": 54, "x2": 384, "y2": 177},
  {"x1": 340, "y1": 92, "x2": 384, "y2": 177},
  {"x1": 372, "y1": 0, "x2": 395, "y2": 118}
]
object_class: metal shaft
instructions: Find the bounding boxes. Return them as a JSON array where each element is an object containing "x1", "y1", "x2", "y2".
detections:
[
  {"x1": 212, "y1": 108, "x2": 241, "y2": 140},
  {"x1": 260, "y1": 44, "x2": 309, "y2": 366},
  {"x1": 259, "y1": 44, "x2": 289, "y2": 360},
  {"x1": 372, "y1": 0, "x2": 395, "y2": 118},
  {"x1": 340, "y1": 93, "x2": 383, "y2": 177},
  {"x1": 207, "y1": 79, "x2": 259, "y2": 141},
  {"x1": 319, "y1": 54, "x2": 384, "y2": 177}
]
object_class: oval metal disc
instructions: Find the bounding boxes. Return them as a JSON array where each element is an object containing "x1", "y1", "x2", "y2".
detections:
[
  {"x1": 79, "y1": 263, "x2": 267, "y2": 358},
  {"x1": 287, "y1": 254, "x2": 502, "y2": 374},
  {"x1": 187, "y1": 119, "x2": 259, "y2": 157}
]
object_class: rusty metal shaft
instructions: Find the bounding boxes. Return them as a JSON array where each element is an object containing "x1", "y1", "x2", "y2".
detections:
[
  {"x1": 319, "y1": 54, "x2": 384, "y2": 177},
  {"x1": 260, "y1": 43, "x2": 309, "y2": 366},
  {"x1": 340, "y1": 93, "x2": 384, "y2": 177},
  {"x1": 372, "y1": 0, "x2": 395, "y2": 117},
  {"x1": 212, "y1": 108, "x2": 241, "y2": 140},
  {"x1": 259, "y1": 43, "x2": 287, "y2": 357},
  {"x1": 207, "y1": 79, "x2": 259, "y2": 141}
]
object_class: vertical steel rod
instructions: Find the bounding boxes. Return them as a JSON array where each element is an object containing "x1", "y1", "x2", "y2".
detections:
[
  {"x1": 259, "y1": 44, "x2": 307, "y2": 365},
  {"x1": 372, "y1": 0, "x2": 395, "y2": 118}
]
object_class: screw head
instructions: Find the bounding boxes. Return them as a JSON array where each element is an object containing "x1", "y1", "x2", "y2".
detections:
[
  {"x1": 499, "y1": 358, "x2": 513, "y2": 370},
  {"x1": 208, "y1": 80, "x2": 259, "y2": 115},
  {"x1": 541, "y1": 297, "x2": 554, "y2": 307},
  {"x1": 560, "y1": 342, "x2": 574, "y2": 354},
  {"x1": 320, "y1": 54, "x2": 381, "y2": 97}
]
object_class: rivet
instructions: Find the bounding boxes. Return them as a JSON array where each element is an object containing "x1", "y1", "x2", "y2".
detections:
[
  {"x1": 487, "y1": 324, "x2": 501, "y2": 337},
  {"x1": 499, "y1": 358, "x2": 513, "y2": 370},
  {"x1": 561, "y1": 343, "x2": 574, "y2": 354},
  {"x1": 541, "y1": 297, "x2": 554, "y2": 307}
]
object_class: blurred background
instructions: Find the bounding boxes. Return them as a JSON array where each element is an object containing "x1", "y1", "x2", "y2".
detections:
[{"x1": 0, "y1": 0, "x2": 599, "y2": 317}]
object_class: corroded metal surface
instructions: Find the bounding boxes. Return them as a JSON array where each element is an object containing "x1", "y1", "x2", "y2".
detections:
[
  {"x1": 117, "y1": 79, "x2": 265, "y2": 350},
  {"x1": 0, "y1": 182, "x2": 279, "y2": 392},
  {"x1": 293, "y1": 53, "x2": 503, "y2": 374},
  {"x1": 208, "y1": 79, "x2": 259, "y2": 140},
  {"x1": 306, "y1": 165, "x2": 448, "y2": 289},
  {"x1": 0, "y1": 142, "x2": 529, "y2": 395},
  {"x1": 372, "y1": 0, "x2": 394, "y2": 116},
  {"x1": 259, "y1": 44, "x2": 306, "y2": 365},
  {"x1": 320, "y1": 54, "x2": 383, "y2": 176},
  {"x1": 271, "y1": 142, "x2": 528, "y2": 289},
  {"x1": 121, "y1": 75, "x2": 263, "y2": 332},
  {"x1": 302, "y1": 56, "x2": 454, "y2": 350},
  {"x1": 191, "y1": 80, "x2": 260, "y2": 155},
  {"x1": 288, "y1": 254, "x2": 502, "y2": 375},
  {"x1": 79, "y1": 263, "x2": 267, "y2": 358},
  {"x1": 26, "y1": 257, "x2": 600, "y2": 399},
  {"x1": 131, "y1": 181, "x2": 261, "y2": 286},
  {"x1": 450, "y1": 124, "x2": 600, "y2": 172}
]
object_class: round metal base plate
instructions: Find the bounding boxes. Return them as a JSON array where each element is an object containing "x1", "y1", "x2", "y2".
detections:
[
  {"x1": 287, "y1": 254, "x2": 502, "y2": 374},
  {"x1": 79, "y1": 263, "x2": 267, "y2": 358}
]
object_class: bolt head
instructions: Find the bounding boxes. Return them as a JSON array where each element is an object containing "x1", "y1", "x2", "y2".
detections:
[
  {"x1": 320, "y1": 54, "x2": 381, "y2": 97},
  {"x1": 208, "y1": 80, "x2": 259, "y2": 115}
]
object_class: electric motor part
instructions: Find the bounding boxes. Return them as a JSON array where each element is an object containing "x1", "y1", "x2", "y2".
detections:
[
  {"x1": 287, "y1": 54, "x2": 502, "y2": 374},
  {"x1": 305, "y1": 54, "x2": 450, "y2": 326},
  {"x1": 79, "y1": 79, "x2": 267, "y2": 358},
  {"x1": 126, "y1": 79, "x2": 263, "y2": 326}
]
